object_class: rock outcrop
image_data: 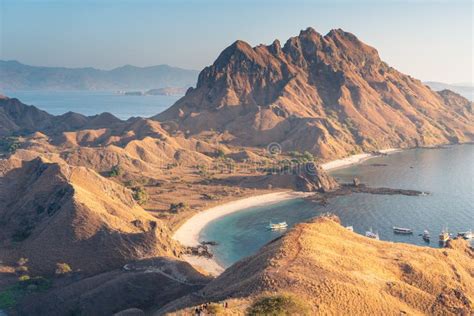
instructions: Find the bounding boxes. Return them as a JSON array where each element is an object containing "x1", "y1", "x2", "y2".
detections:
[
  {"x1": 156, "y1": 28, "x2": 473, "y2": 159},
  {"x1": 294, "y1": 162, "x2": 339, "y2": 192}
]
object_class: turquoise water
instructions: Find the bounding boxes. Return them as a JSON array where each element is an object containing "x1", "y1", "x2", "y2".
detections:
[
  {"x1": 201, "y1": 145, "x2": 474, "y2": 268},
  {"x1": 4, "y1": 90, "x2": 180, "y2": 119}
]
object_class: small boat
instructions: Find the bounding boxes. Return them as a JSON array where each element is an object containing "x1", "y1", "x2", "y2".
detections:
[
  {"x1": 346, "y1": 226, "x2": 354, "y2": 232},
  {"x1": 393, "y1": 227, "x2": 413, "y2": 234},
  {"x1": 365, "y1": 228, "x2": 379, "y2": 240},
  {"x1": 422, "y1": 230, "x2": 430, "y2": 242},
  {"x1": 267, "y1": 221, "x2": 288, "y2": 230},
  {"x1": 457, "y1": 230, "x2": 473, "y2": 240},
  {"x1": 439, "y1": 229, "x2": 450, "y2": 243}
]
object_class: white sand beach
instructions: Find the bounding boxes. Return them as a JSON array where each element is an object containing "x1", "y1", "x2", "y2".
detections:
[
  {"x1": 173, "y1": 191, "x2": 312, "y2": 275},
  {"x1": 322, "y1": 148, "x2": 401, "y2": 171}
]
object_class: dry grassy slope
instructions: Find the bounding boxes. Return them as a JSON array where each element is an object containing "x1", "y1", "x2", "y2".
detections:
[
  {"x1": 0, "y1": 157, "x2": 182, "y2": 275},
  {"x1": 168, "y1": 216, "x2": 473, "y2": 315},
  {"x1": 157, "y1": 28, "x2": 473, "y2": 159}
]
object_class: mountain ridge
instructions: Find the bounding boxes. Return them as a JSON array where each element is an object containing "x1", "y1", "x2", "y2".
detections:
[
  {"x1": 156, "y1": 27, "x2": 473, "y2": 159},
  {"x1": 0, "y1": 60, "x2": 199, "y2": 90}
]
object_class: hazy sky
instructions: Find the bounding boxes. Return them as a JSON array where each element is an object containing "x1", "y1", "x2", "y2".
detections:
[{"x1": 1, "y1": 0, "x2": 472, "y2": 84}]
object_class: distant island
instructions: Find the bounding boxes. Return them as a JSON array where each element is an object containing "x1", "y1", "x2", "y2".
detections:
[
  {"x1": 0, "y1": 60, "x2": 199, "y2": 90},
  {"x1": 120, "y1": 86, "x2": 189, "y2": 96},
  {"x1": 424, "y1": 81, "x2": 473, "y2": 101}
]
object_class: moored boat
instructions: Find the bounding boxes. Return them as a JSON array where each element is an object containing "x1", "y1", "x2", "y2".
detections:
[
  {"x1": 439, "y1": 229, "x2": 450, "y2": 243},
  {"x1": 365, "y1": 228, "x2": 379, "y2": 240},
  {"x1": 422, "y1": 230, "x2": 430, "y2": 242},
  {"x1": 393, "y1": 227, "x2": 413, "y2": 234},
  {"x1": 267, "y1": 221, "x2": 288, "y2": 230},
  {"x1": 346, "y1": 226, "x2": 354, "y2": 232}
]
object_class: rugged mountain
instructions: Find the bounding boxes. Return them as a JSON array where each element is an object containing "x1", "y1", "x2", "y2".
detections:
[
  {"x1": 162, "y1": 215, "x2": 474, "y2": 315},
  {"x1": 0, "y1": 60, "x2": 198, "y2": 90},
  {"x1": 0, "y1": 157, "x2": 182, "y2": 275},
  {"x1": 157, "y1": 28, "x2": 473, "y2": 159}
]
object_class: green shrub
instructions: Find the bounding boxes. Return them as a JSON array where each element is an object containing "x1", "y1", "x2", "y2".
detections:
[
  {"x1": 169, "y1": 202, "x2": 188, "y2": 213},
  {"x1": 0, "y1": 289, "x2": 15, "y2": 309},
  {"x1": 215, "y1": 148, "x2": 225, "y2": 158},
  {"x1": 108, "y1": 165, "x2": 122, "y2": 177},
  {"x1": 55, "y1": 263, "x2": 72, "y2": 275},
  {"x1": 0, "y1": 136, "x2": 21, "y2": 153},
  {"x1": 18, "y1": 275, "x2": 30, "y2": 282},
  {"x1": 247, "y1": 293, "x2": 311, "y2": 316},
  {"x1": 132, "y1": 186, "x2": 148, "y2": 205},
  {"x1": 17, "y1": 257, "x2": 28, "y2": 266},
  {"x1": 12, "y1": 225, "x2": 34, "y2": 242},
  {"x1": 0, "y1": 277, "x2": 51, "y2": 309}
]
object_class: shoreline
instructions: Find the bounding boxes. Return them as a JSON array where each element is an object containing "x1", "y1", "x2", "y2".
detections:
[
  {"x1": 172, "y1": 191, "x2": 313, "y2": 275},
  {"x1": 174, "y1": 148, "x2": 403, "y2": 276},
  {"x1": 321, "y1": 148, "x2": 401, "y2": 171}
]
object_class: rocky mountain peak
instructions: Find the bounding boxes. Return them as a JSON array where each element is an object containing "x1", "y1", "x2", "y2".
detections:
[{"x1": 156, "y1": 28, "x2": 473, "y2": 158}]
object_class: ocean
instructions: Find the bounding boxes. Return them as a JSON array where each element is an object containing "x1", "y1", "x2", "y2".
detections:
[
  {"x1": 200, "y1": 145, "x2": 474, "y2": 268},
  {"x1": 3, "y1": 90, "x2": 181, "y2": 119}
]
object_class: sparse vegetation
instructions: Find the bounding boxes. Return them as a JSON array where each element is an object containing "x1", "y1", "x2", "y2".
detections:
[
  {"x1": 288, "y1": 150, "x2": 314, "y2": 163},
  {"x1": 206, "y1": 303, "x2": 224, "y2": 314},
  {"x1": 169, "y1": 202, "x2": 188, "y2": 213},
  {"x1": 0, "y1": 136, "x2": 21, "y2": 153},
  {"x1": 12, "y1": 222, "x2": 34, "y2": 242},
  {"x1": 247, "y1": 293, "x2": 311, "y2": 316},
  {"x1": 132, "y1": 186, "x2": 148, "y2": 205},
  {"x1": 201, "y1": 193, "x2": 218, "y2": 200},
  {"x1": 215, "y1": 148, "x2": 226, "y2": 158},
  {"x1": 18, "y1": 275, "x2": 30, "y2": 282},
  {"x1": 108, "y1": 165, "x2": 122, "y2": 177},
  {"x1": 0, "y1": 277, "x2": 51, "y2": 309},
  {"x1": 17, "y1": 257, "x2": 28, "y2": 266},
  {"x1": 55, "y1": 263, "x2": 72, "y2": 275}
]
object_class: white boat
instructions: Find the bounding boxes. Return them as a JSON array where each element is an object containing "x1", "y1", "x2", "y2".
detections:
[
  {"x1": 346, "y1": 226, "x2": 354, "y2": 232},
  {"x1": 422, "y1": 230, "x2": 430, "y2": 242},
  {"x1": 457, "y1": 230, "x2": 472, "y2": 240},
  {"x1": 267, "y1": 221, "x2": 288, "y2": 230},
  {"x1": 393, "y1": 227, "x2": 413, "y2": 234},
  {"x1": 365, "y1": 228, "x2": 379, "y2": 240}
]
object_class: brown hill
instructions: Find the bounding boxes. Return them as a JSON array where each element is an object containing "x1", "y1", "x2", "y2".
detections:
[
  {"x1": 0, "y1": 97, "x2": 124, "y2": 137},
  {"x1": 162, "y1": 215, "x2": 474, "y2": 315},
  {"x1": 156, "y1": 28, "x2": 473, "y2": 159},
  {"x1": 0, "y1": 157, "x2": 182, "y2": 275}
]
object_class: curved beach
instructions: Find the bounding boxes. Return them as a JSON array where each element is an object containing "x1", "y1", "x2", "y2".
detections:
[
  {"x1": 173, "y1": 148, "x2": 402, "y2": 275},
  {"x1": 173, "y1": 191, "x2": 312, "y2": 275}
]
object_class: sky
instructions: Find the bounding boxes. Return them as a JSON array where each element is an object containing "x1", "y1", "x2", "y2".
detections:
[{"x1": 0, "y1": 0, "x2": 472, "y2": 84}]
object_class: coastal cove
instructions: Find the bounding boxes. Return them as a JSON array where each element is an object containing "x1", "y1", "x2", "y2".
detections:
[{"x1": 177, "y1": 145, "x2": 474, "y2": 274}]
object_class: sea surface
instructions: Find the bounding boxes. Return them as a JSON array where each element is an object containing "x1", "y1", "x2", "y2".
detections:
[
  {"x1": 200, "y1": 145, "x2": 474, "y2": 268},
  {"x1": 3, "y1": 90, "x2": 181, "y2": 119}
]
